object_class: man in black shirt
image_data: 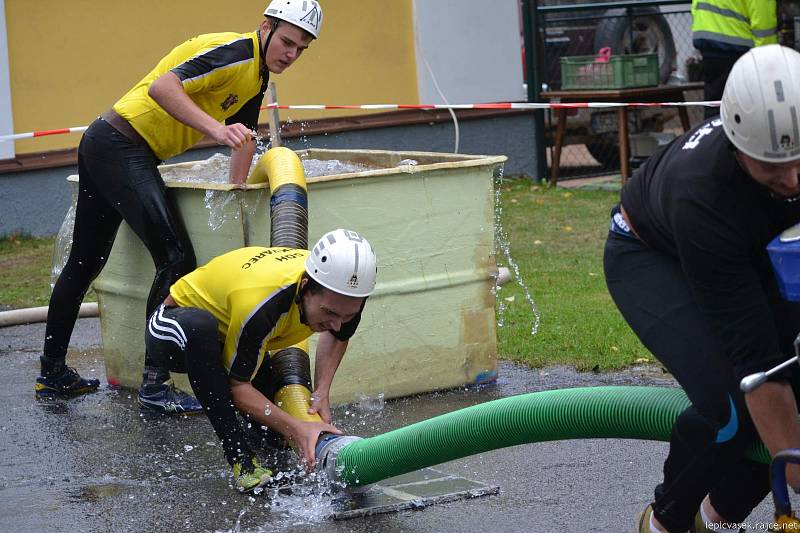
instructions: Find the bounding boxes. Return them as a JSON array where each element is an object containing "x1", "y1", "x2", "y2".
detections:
[{"x1": 605, "y1": 44, "x2": 800, "y2": 532}]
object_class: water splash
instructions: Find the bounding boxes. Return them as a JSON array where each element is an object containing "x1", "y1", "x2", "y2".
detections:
[
  {"x1": 204, "y1": 190, "x2": 239, "y2": 231},
  {"x1": 160, "y1": 153, "x2": 231, "y2": 183},
  {"x1": 493, "y1": 167, "x2": 541, "y2": 336},
  {"x1": 162, "y1": 151, "x2": 382, "y2": 183},
  {"x1": 50, "y1": 199, "x2": 76, "y2": 290},
  {"x1": 268, "y1": 470, "x2": 339, "y2": 524},
  {"x1": 300, "y1": 158, "x2": 378, "y2": 177},
  {"x1": 356, "y1": 392, "x2": 385, "y2": 412},
  {"x1": 229, "y1": 508, "x2": 247, "y2": 533}
]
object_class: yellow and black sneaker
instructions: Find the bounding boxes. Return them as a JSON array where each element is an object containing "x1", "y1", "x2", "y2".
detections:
[
  {"x1": 636, "y1": 504, "x2": 655, "y2": 533},
  {"x1": 232, "y1": 457, "x2": 273, "y2": 493},
  {"x1": 691, "y1": 506, "x2": 748, "y2": 532},
  {"x1": 35, "y1": 357, "x2": 100, "y2": 400}
]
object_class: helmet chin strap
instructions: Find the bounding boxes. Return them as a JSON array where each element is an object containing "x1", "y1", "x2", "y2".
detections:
[
  {"x1": 258, "y1": 20, "x2": 278, "y2": 90},
  {"x1": 296, "y1": 279, "x2": 309, "y2": 325}
]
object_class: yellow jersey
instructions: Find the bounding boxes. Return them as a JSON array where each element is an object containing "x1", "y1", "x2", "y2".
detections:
[
  {"x1": 170, "y1": 247, "x2": 312, "y2": 382},
  {"x1": 113, "y1": 31, "x2": 264, "y2": 161}
]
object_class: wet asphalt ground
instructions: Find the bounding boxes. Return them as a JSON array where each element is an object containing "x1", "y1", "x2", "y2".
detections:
[{"x1": 0, "y1": 318, "x2": 790, "y2": 532}]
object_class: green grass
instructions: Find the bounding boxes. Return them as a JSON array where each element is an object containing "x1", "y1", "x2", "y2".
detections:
[
  {"x1": 1, "y1": 183, "x2": 650, "y2": 370},
  {"x1": 0, "y1": 235, "x2": 58, "y2": 308},
  {"x1": 495, "y1": 178, "x2": 651, "y2": 370},
  {"x1": 0, "y1": 234, "x2": 97, "y2": 309}
]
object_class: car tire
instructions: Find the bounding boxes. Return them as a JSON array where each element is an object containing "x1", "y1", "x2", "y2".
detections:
[
  {"x1": 588, "y1": 8, "x2": 676, "y2": 170},
  {"x1": 587, "y1": 136, "x2": 620, "y2": 169},
  {"x1": 593, "y1": 7, "x2": 677, "y2": 84}
]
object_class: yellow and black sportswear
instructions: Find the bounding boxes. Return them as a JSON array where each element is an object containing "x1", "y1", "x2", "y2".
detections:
[
  {"x1": 113, "y1": 31, "x2": 265, "y2": 160},
  {"x1": 170, "y1": 247, "x2": 361, "y2": 382}
]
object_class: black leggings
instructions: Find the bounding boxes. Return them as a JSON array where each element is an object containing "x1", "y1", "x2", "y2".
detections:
[
  {"x1": 700, "y1": 53, "x2": 740, "y2": 120},
  {"x1": 145, "y1": 304, "x2": 254, "y2": 466},
  {"x1": 44, "y1": 118, "x2": 195, "y2": 367},
  {"x1": 604, "y1": 230, "x2": 800, "y2": 531}
]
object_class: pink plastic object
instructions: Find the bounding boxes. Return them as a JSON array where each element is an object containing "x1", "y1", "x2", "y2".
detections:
[{"x1": 595, "y1": 47, "x2": 612, "y2": 63}]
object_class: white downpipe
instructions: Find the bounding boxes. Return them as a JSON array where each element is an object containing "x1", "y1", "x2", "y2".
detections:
[
  {"x1": 0, "y1": 302, "x2": 98, "y2": 328},
  {"x1": 0, "y1": 0, "x2": 14, "y2": 160}
]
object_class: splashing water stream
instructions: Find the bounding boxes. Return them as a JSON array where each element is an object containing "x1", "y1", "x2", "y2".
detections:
[{"x1": 493, "y1": 168, "x2": 541, "y2": 336}]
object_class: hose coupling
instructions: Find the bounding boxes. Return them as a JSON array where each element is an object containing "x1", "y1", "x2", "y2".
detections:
[{"x1": 315, "y1": 433, "x2": 363, "y2": 485}]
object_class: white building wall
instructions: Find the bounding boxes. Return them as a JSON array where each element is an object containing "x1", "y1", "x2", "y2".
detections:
[
  {"x1": 412, "y1": 0, "x2": 525, "y2": 105},
  {"x1": 0, "y1": 0, "x2": 14, "y2": 160}
]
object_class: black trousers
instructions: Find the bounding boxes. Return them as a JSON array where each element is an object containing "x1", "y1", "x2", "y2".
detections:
[
  {"x1": 604, "y1": 230, "x2": 800, "y2": 531},
  {"x1": 145, "y1": 304, "x2": 256, "y2": 466},
  {"x1": 700, "y1": 53, "x2": 741, "y2": 120},
  {"x1": 44, "y1": 118, "x2": 195, "y2": 370}
]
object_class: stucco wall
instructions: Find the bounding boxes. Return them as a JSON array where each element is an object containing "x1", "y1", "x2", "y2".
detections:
[{"x1": 4, "y1": 0, "x2": 418, "y2": 154}]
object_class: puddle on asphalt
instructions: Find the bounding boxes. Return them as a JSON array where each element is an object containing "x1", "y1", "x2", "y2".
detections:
[{"x1": 1, "y1": 321, "x2": 679, "y2": 531}]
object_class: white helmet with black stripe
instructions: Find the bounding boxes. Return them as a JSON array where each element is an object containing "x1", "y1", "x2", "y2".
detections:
[
  {"x1": 306, "y1": 229, "x2": 377, "y2": 297},
  {"x1": 721, "y1": 44, "x2": 800, "y2": 163},
  {"x1": 264, "y1": 0, "x2": 323, "y2": 39}
]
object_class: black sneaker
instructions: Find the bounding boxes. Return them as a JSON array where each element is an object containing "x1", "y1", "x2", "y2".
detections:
[
  {"x1": 137, "y1": 379, "x2": 203, "y2": 415},
  {"x1": 35, "y1": 362, "x2": 100, "y2": 400}
]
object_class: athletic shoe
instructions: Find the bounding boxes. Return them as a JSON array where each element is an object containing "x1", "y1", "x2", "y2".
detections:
[
  {"x1": 636, "y1": 504, "x2": 655, "y2": 533},
  {"x1": 35, "y1": 361, "x2": 100, "y2": 400},
  {"x1": 233, "y1": 457, "x2": 273, "y2": 492},
  {"x1": 137, "y1": 379, "x2": 203, "y2": 415},
  {"x1": 691, "y1": 508, "x2": 745, "y2": 532}
]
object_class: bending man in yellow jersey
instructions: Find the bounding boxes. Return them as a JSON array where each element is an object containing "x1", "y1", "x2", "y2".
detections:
[
  {"x1": 145, "y1": 229, "x2": 377, "y2": 493},
  {"x1": 37, "y1": 1, "x2": 323, "y2": 414}
]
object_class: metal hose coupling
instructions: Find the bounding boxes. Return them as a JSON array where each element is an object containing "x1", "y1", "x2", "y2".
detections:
[{"x1": 315, "y1": 432, "x2": 363, "y2": 485}]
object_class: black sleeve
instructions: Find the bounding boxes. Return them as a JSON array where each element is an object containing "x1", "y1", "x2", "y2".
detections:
[
  {"x1": 332, "y1": 298, "x2": 367, "y2": 341},
  {"x1": 172, "y1": 37, "x2": 253, "y2": 83},
  {"x1": 226, "y1": 90, "x2": 264, "y2": 131},
  {"x1": 228, "y1": 285, "x2": 295, "y2": 382}
]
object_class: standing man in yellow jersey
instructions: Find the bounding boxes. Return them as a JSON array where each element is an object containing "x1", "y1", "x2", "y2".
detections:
[
  {"x1": 692, "y1": 0, "x2": 777, "y2": 118},
  {"x1": 144, "y1": 229, "x2": 377, "y2": 492},
  {"x1": 36, "y1": 1, "x2": 323, "y2": 414}
]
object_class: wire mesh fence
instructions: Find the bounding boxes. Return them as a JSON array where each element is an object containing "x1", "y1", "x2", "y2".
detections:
[{"x1": 532, "y1": 1, "x2": 702, "y2": 179}]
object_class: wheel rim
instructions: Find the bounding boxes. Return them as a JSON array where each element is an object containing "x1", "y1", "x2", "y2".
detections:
[{"x1": 620, "y1": 18, "x2": 669, "y2": 68}]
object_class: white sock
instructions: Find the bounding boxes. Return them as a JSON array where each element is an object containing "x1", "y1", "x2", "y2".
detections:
[
  {"x1": 700, "y1": 501, "x2": 739, "y2": 533},
  {"x1": 649, "y1": 512, "x2": 661, "y2": 533}
]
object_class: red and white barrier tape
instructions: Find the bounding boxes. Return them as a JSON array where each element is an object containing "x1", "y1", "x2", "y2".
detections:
[
  {"x1": 1, "y1": 126, "x2": 89, "y2": 142},
  {"x1": 262, "y1": 101, "x2": 720, "y2": 111},
  {"x1": 0, "y1": 100, "x2": 721, "y2": 142}
]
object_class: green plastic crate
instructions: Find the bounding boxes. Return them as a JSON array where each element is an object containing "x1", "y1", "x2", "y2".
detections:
[{"x1": 560, "y1": 53, "x2": 659, "y2": 90}]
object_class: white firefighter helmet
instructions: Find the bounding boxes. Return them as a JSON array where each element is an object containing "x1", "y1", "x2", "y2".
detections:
[
  {"x1": 264, "y1": 0, "x2": 323, "y2": 39},
  {"x1": 721, "y1": 44, "x2": 800, "y2": 163},
  {"x1": 306, "y1": 229, "x2": 377, "y2": 297}
]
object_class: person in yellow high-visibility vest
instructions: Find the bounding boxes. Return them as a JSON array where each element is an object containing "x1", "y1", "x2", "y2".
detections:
[{"x1": 692, "y1": 0, "x2": 777, "y2": 118}]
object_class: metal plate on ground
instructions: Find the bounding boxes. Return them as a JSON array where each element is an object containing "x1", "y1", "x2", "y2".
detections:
[{"x1": 328, "y1": 467, "x2": 500, "y2": 520}]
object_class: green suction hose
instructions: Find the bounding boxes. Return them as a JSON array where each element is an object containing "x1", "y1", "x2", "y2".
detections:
[{"x1": 319, "y1": 386, "x2": 771, "y2": 487}]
